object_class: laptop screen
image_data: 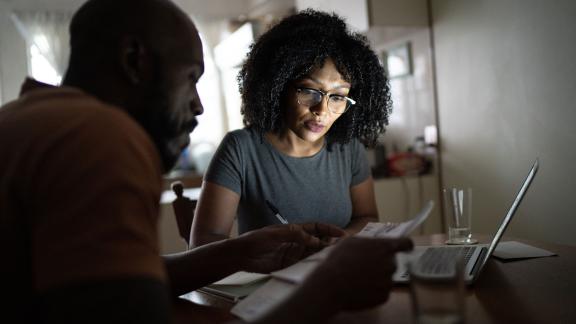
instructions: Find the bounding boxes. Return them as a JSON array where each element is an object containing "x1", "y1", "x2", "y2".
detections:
[{"x1": 478, "y1": 159, "x2": 539, "y2": 270}]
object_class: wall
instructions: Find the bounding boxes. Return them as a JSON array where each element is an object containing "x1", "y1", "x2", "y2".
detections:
[
  {"x1": 296, "y1": 0, "x2": 369, "y2": 32},
  {"x1": 374, "y1": 175, "x2": 441, "y2": 234},
  {"x1": 369, "y1": 0, "x2": 427, "y2": 27},
  {"x1": 432, "y1": 0, "x2": 576, "y2": 246},
  {"x1": 367, "y1": 26, "x2": 437, "y2": 152},
  {"x1": 0, "y1": 0, "x2": 84, "y2": 104},
  {"x1": 0, "y1": 3, "x2": 27, "y2": 104},
  {"x1": 159, "y1": 203, "x2": 189, "y2": 254},
  {"x1": 366, "y1": 25, "x2": 442, "y2": 233}
]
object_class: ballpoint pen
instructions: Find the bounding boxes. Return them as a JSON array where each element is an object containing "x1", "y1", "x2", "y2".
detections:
[{"x1": 265, "y1": 200, "x2": 288, "y2": 224}]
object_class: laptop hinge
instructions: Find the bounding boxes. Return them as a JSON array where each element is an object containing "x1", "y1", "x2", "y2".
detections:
[{"x1": 470, "y1": 247, "x2": 488, "y2": 277}]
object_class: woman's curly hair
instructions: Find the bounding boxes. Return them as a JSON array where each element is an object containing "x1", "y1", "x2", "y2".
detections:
[{"x1": 238, "y1": 9, "x2": 391, "y2": 146}]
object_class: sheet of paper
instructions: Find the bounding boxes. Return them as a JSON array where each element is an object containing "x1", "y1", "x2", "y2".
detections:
[
  {"x1": 493, "y1": 241, "x2": 557, "y2": 260},
  {"x1": 356, "y1": 200, "x2": 434, "y2": 238},
  {"x1": 272, "y1": 201, "x2": 434, "y2": 284},
  {"x1": 211, "y1": 271, "x2": 269, "y2": 286},
  {"x1": 199, "y1": 279, "x2": 269, "y2": 302},
  {"x1": 271, "y1": 259, "x2": 321, "y2": 284},
  {"x1": 355, "y1": 222, "x2": 392, "y2": 237},
  {"x1": 301, "y1": 244, "x2": 336, "y2": 261},
  {"x1": 231, "y1": 279, "x2": 297, "y2": 322}
]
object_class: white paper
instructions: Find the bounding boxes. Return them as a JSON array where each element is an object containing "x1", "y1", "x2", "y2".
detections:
[
  {"x1": 355, "y1": 222, "x2": 394, "y2": 237},
  {"x1": 271, "y1": 259, "x2": 322, "y2": 284},
  {"x1": 211, "y1": 271, "x2": 269, "y2": 286},
  {"x1": 359, "y1": 200, "x2": 434, "y2": 239},
  {"x1": 231, "y1": 279, "x2": 297, "y2": 322},
  {"x1": 300, "y1": 244, "x2": 336, "y2": 261}
]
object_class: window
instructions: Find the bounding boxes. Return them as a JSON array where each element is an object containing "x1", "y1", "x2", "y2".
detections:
[
  {"x1": 28, "y1": 36, "x2": 62, "y2": 85},
  {"x1": 11, "y1": 11, "x2": 71, "y2": 85}
]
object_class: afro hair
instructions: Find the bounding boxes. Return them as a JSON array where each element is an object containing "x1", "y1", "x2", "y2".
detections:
[{"x1": 238, "y1": 9, "x2": 392, "y2": 147}]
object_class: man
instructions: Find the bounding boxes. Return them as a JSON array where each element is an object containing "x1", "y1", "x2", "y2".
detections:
[{"x1": 0, "y1": 0, "x2": 412, "y2": 323}]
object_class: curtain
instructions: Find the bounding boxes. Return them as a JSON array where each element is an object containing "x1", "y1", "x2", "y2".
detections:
[{"x1": 10, "y1": 10, "x2": 73, "y2": 80}]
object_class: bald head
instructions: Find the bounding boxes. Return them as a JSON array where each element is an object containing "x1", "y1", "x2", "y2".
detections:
[
  {"x1": 67, "y1": 0, "x2": 197, "y2": 72},
  {"x1": 64, "y1": 0, "x2": 205, "y2": 172}
]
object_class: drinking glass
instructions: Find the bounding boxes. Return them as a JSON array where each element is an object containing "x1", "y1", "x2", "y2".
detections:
[
  {"x1": 443, "y1": 188, "x2": 477, "y2": 245},
  {"x1": 409, "y1": 258, "x2": 466, "y2": 324}
]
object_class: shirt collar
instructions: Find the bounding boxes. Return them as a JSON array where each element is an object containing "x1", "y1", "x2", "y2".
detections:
[{"x1": 19, "y1": 78, "x2": 57, "y2": 96}]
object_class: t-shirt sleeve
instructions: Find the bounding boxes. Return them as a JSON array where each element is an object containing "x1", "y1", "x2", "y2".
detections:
[
  {"x1": 30, "y1": 109, "x2": 165, "y2": 292},
  {"x1": 203, "y1": 132, "x2": 244, "y2": 195},
  {"x1": 351, "y1": 139, "x2": 371, "y2": 186}
]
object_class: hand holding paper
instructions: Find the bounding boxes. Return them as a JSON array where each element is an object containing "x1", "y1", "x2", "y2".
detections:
[
  {"x1": 271, "y1": 201, "x2": 433, "y2": 283},
  {"x1": 232, "y1": 201, "x2": 433, "y2": 322},
  {"x1": 356, "y1": 200, "x2": 434, "y2": 239},
  {"x1": 233, "y1": 236, "x2": 414, "y2": 322}
]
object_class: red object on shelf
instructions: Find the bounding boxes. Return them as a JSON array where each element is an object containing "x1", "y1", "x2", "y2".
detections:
[{"x1": 388, "y1": 152, "x2": 426, "y2": 176}]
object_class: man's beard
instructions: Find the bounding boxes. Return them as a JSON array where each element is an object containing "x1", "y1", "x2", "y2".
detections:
[{"x1": 137, "y1": 90, "x2": 183, "y2": 173}]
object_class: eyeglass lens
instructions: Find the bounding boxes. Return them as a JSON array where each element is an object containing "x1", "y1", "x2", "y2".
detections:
[{"x1": 297, "y1": 88, "x2": 351, "y2": 114}]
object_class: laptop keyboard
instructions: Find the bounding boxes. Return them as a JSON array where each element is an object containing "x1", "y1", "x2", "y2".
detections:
[{"x1": 418, "y1": 246, "x2": 475, "y2": 275}]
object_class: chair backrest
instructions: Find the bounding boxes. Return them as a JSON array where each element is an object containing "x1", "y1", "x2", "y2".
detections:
[{"x1": 171, "y1": 181, "x2": 197, "y2": 246}]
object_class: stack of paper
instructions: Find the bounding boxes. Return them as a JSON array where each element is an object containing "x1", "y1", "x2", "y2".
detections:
[{"x1": 198, "y1": 271, "x2": 270, "y2": 302}]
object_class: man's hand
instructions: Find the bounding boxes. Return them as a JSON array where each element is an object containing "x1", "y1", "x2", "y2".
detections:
[
  {"x1": 235, "y1": 223, "x2": 346, "y2": 273},
  {"x1": 303, "y1": 236, "x2": 413, "y2": 311}
]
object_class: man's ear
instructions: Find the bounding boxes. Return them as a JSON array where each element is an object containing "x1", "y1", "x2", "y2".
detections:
[{"x1": 119, "y1": 36, "x2": 151, "y2": 85}]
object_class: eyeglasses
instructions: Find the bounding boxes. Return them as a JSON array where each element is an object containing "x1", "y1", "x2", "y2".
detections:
[{"x1": 295, "y1": 87, "x2": 356, "y2": 114}]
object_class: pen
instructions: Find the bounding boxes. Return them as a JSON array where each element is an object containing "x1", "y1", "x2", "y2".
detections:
[{"x1": 265, "y1": 200, "x2": 288, "y2": 224}]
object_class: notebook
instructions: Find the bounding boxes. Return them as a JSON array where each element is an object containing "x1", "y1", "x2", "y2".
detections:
[
  {"x1": 393, "y1": 159, "x2": 539, "y2": 284},
  {"x1": 196, "y1": 271, "x2": 270, "y2": 302}
]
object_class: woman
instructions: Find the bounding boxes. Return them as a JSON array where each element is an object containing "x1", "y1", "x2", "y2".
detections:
[{"x1": 190, "y1": 10, "x2": 391, "y2": 247}]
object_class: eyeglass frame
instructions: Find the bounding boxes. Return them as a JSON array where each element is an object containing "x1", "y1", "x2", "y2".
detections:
[{"x1": 295, "y1": 86, "x2": 357, "y2": 114}]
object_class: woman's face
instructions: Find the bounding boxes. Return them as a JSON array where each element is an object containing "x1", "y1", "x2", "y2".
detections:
[{"x1": 283, "y1": 58, "x2": 351, "y2": 145}]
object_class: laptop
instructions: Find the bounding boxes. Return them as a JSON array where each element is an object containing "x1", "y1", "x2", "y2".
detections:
[{"x1": 393, "y1": 158, "x2": 539, "y2": 284}]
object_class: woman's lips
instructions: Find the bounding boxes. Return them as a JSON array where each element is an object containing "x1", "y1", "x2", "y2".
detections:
[{"x1": 305, "y1": 120, "x2": 325, "y2": 133}]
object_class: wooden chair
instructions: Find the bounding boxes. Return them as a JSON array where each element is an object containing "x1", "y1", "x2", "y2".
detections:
[{"x1": 171, "y1": 181, "x2": 197, "y2": 246}]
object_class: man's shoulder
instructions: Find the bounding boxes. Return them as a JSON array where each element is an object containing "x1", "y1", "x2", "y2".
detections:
[
  {"x1": 1, "y1": 86, "x2": 154, "y2": 159},
  {"x1": 43, "y1": 87, "x2": 134, "y2": 122},
  {"x1": 7, "y1": 86, "x2": 142, "y2": 135}
]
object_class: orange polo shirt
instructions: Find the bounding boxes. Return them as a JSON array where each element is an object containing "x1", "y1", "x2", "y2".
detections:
[{"x1": 0, "y1": 79, "x2": 165, "y2": 313}]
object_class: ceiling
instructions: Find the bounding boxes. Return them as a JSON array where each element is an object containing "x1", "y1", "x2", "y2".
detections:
[{"x1": 176, "y1": 0, "x2": 263, "y2": 20}]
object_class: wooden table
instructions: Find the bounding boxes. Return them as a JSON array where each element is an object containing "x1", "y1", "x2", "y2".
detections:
[{"x1": 174, "y1": 235, "x2": 576, "y2": 323}]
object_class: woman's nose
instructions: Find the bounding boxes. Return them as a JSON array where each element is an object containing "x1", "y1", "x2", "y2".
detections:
[{"x1": 310, "y1": 97, "x2": 329, "y2": 116}]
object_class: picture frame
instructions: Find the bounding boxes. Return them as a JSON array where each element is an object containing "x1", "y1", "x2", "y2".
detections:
[{"x1": 381, "y1": 42, "x2": 413, "y2": 79}]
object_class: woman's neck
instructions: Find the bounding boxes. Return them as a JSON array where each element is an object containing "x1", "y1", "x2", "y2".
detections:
[{"x1": 265, "y1": 129, "x2": 325, "y2": 157}]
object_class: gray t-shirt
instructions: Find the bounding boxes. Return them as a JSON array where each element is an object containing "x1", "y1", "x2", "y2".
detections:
[{"x1": 204, "y1": 128, "x2": 371, "y2": 234}]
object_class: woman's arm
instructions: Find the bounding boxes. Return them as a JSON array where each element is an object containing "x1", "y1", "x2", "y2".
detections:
[
  {"x1": 345, "y1": 176, "x2": 379, "y2": 235},
  {"x1": 190, "y1": 181, "x2": 240, "y2": 247}
]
